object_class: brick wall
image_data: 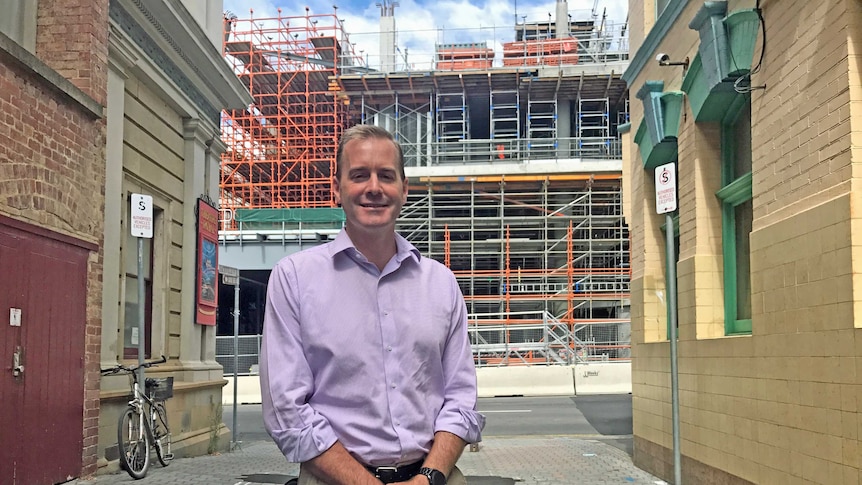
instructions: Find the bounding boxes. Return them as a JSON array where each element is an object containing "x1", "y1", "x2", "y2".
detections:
[
  {"x1": 35, "y1": 0, "x2": 109, "y2": 106},
  {"x1": 627, "y1": 0, "x2": 861, "y2": 483},
  {"x1": 627, "y1": 0, "x2": 651, "y2": 56},
  {"x1": 0, "y1": 65, "x2": 105, "y2": 233},
  {"x1": 0, "y1": 0, "x2": 108, "y2": 476},
  {"x1": 753, "y1": 0, "x2": 853, "y2": 223}
]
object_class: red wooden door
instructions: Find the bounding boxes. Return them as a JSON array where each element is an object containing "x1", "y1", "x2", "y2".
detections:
[{"x1": 0, "y1": 219, "x2": 89, "y2": 485}]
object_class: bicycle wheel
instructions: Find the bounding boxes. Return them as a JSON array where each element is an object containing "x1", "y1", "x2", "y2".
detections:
[
  {"x1": 152, "y1": 402, "x2": 173, "y2": 466},
  {"x1": 117, "y1": 406, "x2": 150, "y2": 479}
]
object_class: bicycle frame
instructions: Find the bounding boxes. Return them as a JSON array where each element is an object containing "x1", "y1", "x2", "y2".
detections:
[
  {"x1": 128, "y1": 372, "x2": 156, "y2": 440},
  {"x1": 102, "y1": 356, "x2": 172, "y2": 479},
  {"x1": 128, "y1": 372, "x2": 155, "y2": 416}
]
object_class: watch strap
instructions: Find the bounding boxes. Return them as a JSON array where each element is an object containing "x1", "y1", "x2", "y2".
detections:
[{"x1": 418, "y1": 467, "x2": 446, "y2": 485}]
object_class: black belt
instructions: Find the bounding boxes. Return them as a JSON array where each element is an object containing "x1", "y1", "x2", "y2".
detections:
[{"x1": 364, "y1": 460, "x2": 423, "y2": 483}]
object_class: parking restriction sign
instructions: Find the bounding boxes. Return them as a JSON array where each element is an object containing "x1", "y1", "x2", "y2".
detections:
[
  {"x1": 655, "y1": 162, "x2": 677, "y2": 214},
  {"x1": 131, "y1": 193, "x2": 153, "y2": 238}
]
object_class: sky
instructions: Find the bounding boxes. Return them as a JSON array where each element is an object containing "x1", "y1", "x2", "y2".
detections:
[{"x1": 223, "y1": 0, "x2": 628, "y2": 71}]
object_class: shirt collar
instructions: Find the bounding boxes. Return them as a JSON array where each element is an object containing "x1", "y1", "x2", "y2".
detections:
[{"x1": 329, "y1": 229, "x2": 421, "y2": 265}]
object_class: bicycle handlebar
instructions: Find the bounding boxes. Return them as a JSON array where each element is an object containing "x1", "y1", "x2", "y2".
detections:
[{"x1": 100, "y1": 355, "x2": 167, "y2": 375}]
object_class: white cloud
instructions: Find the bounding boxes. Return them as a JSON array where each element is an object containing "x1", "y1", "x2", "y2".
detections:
[
  {"x1": 224, "y1": 0, "x2": 280, "y2": 19},
  {"x1": 223, "y1": 0, "x2": 628, "y2": 71}
]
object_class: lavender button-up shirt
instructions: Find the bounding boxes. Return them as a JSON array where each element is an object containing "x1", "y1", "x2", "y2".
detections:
[{"x1": 260, "y1": 230, "x2": 485, "y2": 466}]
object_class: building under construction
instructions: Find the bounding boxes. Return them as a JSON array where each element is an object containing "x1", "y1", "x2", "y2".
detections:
[{"x1": 217, "y1": 1, "x2": 631, "y2": 370}]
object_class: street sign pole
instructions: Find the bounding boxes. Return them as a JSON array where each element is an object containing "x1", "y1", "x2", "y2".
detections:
[
  {"x1": 666, "y1": 211, "x2": 681, "y2": 485},
  {"x1": 232, "y1": 280, "x2": 239, "y2": 449},
  {"x1": 219, "y1": 265, "x2": 241, "y2": 449},
  {"x1": 655, "y1": 163, "x2": 681, "y2": 485},
  {"x1": 131, "y1": 194, "x2": 153, "y2": 386},
  {"x1": 137, "y1": 237, "x2": 145, "y2": 382}
]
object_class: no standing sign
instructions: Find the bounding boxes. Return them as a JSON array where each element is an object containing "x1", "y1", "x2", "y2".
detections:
[{"x1": 655, "y1": 162, "x2": 677, "y2": 214}]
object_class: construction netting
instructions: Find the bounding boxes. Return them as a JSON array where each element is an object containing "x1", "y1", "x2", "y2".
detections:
[{"x1": 233, "y1": 208, "x2": 345, "y2": 230}]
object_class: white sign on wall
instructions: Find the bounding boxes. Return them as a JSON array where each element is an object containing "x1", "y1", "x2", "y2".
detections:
[
  {"x1": 130, "y1": 193, "x2": 153, "y2": 238},
  {"x1": 655, "y1": 162, "x2": 677, "y2": 214},
  {"x1": 219, "y1": 265, "x2": 239, "y2": 286},
  {"x1": 9, "y1": 308, "x2": 21, "y2": 327}
]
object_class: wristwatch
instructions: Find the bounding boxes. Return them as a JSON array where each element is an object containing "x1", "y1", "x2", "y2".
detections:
[{"x1": 418, "y1": 467, "x2": 446, "y2": 485}]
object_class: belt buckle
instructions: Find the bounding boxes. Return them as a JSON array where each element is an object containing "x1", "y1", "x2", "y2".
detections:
[{"x1": 374, "y1": 466, "x2": 399, "y2": 483}]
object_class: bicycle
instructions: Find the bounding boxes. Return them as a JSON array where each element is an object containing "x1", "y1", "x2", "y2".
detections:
[{"x1": 100, "y1": 355, "x2": 174, "y2": 479}]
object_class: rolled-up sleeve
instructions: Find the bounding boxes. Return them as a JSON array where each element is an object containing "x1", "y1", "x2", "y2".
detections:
[
  {"x1": 433, "y1": 275, "x2": 485, "y2": 443},
  {"x1": 260, "y1": 259, "x2": 338, "y2": 462}
]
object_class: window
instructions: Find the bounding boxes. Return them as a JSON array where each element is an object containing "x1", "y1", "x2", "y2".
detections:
[
  {"x1": 0, "y1": 2, "x2": 37, "y2": 51},
  {"x1": 717, "y1": 97, "x2": 752, "y2": 334},
  {"x1": 123, "y1": 204, "x2": 156, "y2": 359}
]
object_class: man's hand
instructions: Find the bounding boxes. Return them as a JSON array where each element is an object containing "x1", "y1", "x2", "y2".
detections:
[
  {"x1": 395, "y1": 476, "x2": 429, "y2": 485},
  {"x1": 419, "y1": 431, "x2": 465, "y2": 476},
  {"x1": 304, "y1": 442, "x2": 382, "y2": 485}
]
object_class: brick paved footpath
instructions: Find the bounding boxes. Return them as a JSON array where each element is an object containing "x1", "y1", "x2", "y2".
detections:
[{"x1": 74, "y1": 436, "x2": 665, "y2": 485}]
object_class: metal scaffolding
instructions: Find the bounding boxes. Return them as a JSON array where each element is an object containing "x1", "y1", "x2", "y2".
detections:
[
  {"x1": 578, "y1": 98, "x2": 611, "y2": 155},
  {"x1": 221, "y1": 9, "x2": 363, "y2": 212},
  {"x1": 399, "y1": 175, "x2": 630, "y2": 365},
  {"x1": 218, "y1": 8, "x2": 632, "y2": 366}
]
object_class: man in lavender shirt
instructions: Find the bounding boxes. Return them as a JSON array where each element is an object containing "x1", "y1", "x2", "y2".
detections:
[{"x1": 260, "y1": 125, "x2": 485, "y2": 485}]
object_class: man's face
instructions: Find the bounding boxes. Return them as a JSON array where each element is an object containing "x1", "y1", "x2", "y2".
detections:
[{"x1": 334, "y1": 137, "x2": 408, "y2": 236}]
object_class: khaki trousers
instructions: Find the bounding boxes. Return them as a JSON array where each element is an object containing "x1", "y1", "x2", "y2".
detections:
[{"x1": 298, "y1": 463, "x2": 467, "y2": 485}]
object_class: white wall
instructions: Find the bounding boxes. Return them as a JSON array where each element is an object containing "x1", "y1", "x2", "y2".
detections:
[
  {"x1": 179, "y1": 0, "x2": 224, "y2": 49},
  {"x1": 573, "y1": 362, "x2": 632, "y2": 395},
  {"x1": 223, "y1": 363, "x2": 632, "y2": 405}
]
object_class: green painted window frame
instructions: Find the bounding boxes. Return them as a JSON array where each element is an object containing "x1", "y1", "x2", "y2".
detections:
[
  {"x1": 657, "y1": 0, "x2": 673, "y2": 19},
  {"x1": 718, "y1": 95, "x2": 753, "y2": 334},
  {"x1": 661, "y1": 211, "x2": 680, "y2": 340}
]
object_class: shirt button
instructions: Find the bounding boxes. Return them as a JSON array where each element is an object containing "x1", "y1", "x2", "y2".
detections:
[
  {"x1": 387, "y1": 346, "x2": 393, "y2": 352},
  {"x1": 391, "y1": 384, "x2": 396, "y2": 389}
]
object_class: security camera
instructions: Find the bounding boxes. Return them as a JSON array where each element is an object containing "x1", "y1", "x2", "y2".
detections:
[{"x1": 655, "y1": 53, "x2": 690, "y2": 70}]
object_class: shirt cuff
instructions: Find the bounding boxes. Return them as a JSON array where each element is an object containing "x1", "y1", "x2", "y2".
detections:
[
  {"x1": 435, "y1": 408, "x2": 486, "y2": 444},
  {"x1": 268, "y1": 422, "x2": 338, "y2": 463}
]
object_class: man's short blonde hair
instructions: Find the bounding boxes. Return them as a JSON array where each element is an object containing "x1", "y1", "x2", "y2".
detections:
[{"x1": 335, "y1": 125, "x2": 405, "y2": 181}]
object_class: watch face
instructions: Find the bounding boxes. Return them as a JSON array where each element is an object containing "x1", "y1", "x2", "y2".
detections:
[
  {"x1": 420, "y1": 468, "x2": 446, "y2": 485},
  {"x1": 430, "y1": 471, "x2": 443, "y2": 485}
]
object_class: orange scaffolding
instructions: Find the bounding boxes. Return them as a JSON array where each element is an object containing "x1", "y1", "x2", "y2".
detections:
[
  {"x1": 221, "y1": 9, "x2": 362, "y2": 213},
  {"x1": 502, "y1": 37, "x2": 579, "y2": 66},
  {"x1": 435, "y1": 43, "x2": 495, "y2": 71},
  {"x1": 217, "y1": 11, "x2": 631, "y2": 365}
]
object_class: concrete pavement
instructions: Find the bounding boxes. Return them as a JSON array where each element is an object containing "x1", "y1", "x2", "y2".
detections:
[{"x1": 73, "y1": 437, "x2": 666, "y2": 485}]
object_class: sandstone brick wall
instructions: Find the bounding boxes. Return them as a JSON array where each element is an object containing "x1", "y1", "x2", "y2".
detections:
[
  {"x1": 753, "y1": 1, "x2": 853, "y2": 224},
  {"x1": 626, "y1": 0, "x2": 861, "y2": 483},
  {"x1": 119, "y1": 75, "x2": 186, "y2": 353}
]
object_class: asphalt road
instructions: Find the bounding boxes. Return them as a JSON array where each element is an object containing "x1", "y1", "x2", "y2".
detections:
[{"x1": 224, "y1": 394, "x2": 633, "y2": 456}]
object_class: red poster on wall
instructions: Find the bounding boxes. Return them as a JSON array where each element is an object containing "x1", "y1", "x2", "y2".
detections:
[{"x1": 196, "y1": 199, "x2": 218, "y2": 325}]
